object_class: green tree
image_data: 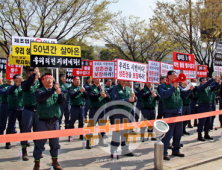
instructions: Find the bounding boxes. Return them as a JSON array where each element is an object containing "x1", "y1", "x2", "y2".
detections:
[
  {"x1": 99, "y1": 46, "x2": 123, "y2": 60},
  {"x1": 0, "y1": 0, "x2": 118, "y2": 55},
  {"x1": 152, "y1": 0, "x2": 222, "y2": 76},
  {"x1": 101, "y1": 15, "x2": 177, "y2": 63}
]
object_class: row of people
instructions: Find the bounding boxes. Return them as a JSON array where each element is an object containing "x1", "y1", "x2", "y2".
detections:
[{"x1": 0, "y1": 68, "x2": 221, "y2": 169}]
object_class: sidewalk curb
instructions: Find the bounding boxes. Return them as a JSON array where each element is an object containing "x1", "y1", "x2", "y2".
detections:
[{"x1": 171, "y1": 155, "x2": 222, "y2": 170}]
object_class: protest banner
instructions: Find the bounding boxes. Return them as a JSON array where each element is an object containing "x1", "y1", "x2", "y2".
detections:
[
  {"x1": 116, "y1": 59, "x2": 147, "y2": 82},
  {"x1": 73, "y1": 60, "x2": 92, "y2": 77},
  {"x1": 215, "y1": 43, "x2": 222, "y2": 66},
  {"x1": 161, "y1": 62, "x2": 180, "y2": 76},
  {"x1": 30, "y1": 42, "x2": 81, "y2": 68},
  {"x1": 92, "y1": 60, "x2": 115, "y2": 79},
  {"x1": 6, "y1": 56, "x2": 22, "y2": 80},
  {"x1": 173, "y1": 52, "x2": 196, "y2": 71},
  {"x1": 183, "y1": 70, "x2": 196, "y2": 79},
  {"x1": 66, "y1": 68, "x2": 73, "y2": 84},
  {"x1": 197, "y1": 65, "x2": 208, "y2": 77},
  {"x1": 147, "y1": 60, "x2": 160, "y2": 84},
  {"x1": 0, "y1": 57, "x2": 6, "y2": 72},
  {"x1": 10, "y1": 36, "x2": 57, "y2": 66}
]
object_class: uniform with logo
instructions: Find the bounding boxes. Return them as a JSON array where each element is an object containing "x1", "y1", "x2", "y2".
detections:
[
  {"x1": 197, "y1": 79, "x2": 220, "y2": 135},
  {"x1": 87, "y1": 84, "x2": 110, "y2": 147},
  {"x1": 20, "y1": 73, "x2": 40, "y2": 149},
  {"x1": 105, "y1": 84, "x2": 114, "y2": 124},
  {"x1": 140, "y1": 85, "x2": 160, "y2": 140},
  {"x1": 0, "y1": 83, "x2": 12, "y2": 135},
  {"x1": 111, "y1": 84, "x2": 137, "y2": 155},
  {"x1": 68, "y1": 84, "x2": 87, "y2": 137},
  {"x1": 33, "y1": 86, "x2": 66, "y2": 161},
  {"x1": 159, "y1": 82, "x2": 193, "y2": 156},
  {"x1": 6, "y1": 84, "x2": 23, "y2": 147},
  {"x1": 84, "y1": 82, "x2": 91, "y2": 118},
  {"x1": 134, "y1": 87, "x2": 142, "y2": 122},
  {"x1": 181, "y1": 86, "x2": 193, "y2": 134},
  {"x1": 59, "y1": 82, "x2": 71, "y2": 128},
  {"x1": 157, "y1": 84, "x2": 164, "y2": 119}
]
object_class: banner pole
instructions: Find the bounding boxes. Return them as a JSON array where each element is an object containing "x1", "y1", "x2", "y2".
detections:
[
  {"x1": 56, "y1": 68, "x2": 59, "y2": 83},
  {"x1": 131, "y1": 81, "x2": 134, "y2": 92},
  {"x1": 0, "y1": 71, "x2": 2, "y2": 78},
  {"x1": 103, "y1": 79, "x2": 105, "y2": 91},
  {"x1": 20, "y1": 66, "x2": 23, "y2": 77},
  {"x1": 82, "y1": 76, "x2": 83, "y2": 88}
]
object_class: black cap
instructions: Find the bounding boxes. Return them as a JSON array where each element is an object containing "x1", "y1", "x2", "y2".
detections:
[{"x1": 160, "y1": 76, "x2": 166, "y2": 79}]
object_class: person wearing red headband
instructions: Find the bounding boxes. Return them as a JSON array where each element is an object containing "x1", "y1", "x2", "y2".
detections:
[
  {"x1": 68, "y1": 76, "x2": 87, "y2": 141},
  {"x1": 158, "y1": 70, "x2": 194, "y2": 161},
  {"x1": 33, "y1": 73, "x2": 66, "y2": 170}
]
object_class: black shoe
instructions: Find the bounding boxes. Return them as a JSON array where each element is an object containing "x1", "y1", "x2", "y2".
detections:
[
  {"x1": 111, "y1": 154, "x2": 119, "y2": 160},
  {"x1": 198, "y1": 132, "x2": 205, "y2": 141},
  {"x1": 180, "y1": 144, "x2": 183, "y2": 147},
  {"x1": 164, "y1": 155, "x2": 170, "y2": 160},
  {"x1": 168, "y1": 144, "x2": 172, "y2": 149},
  {"x1": 194, "y1": 119, "x2": 198, "y2": 127},
  {"x1": 172, "y1": 152, "x2": 185, "y2": 157},
  {"x1": 5, "y1": 143, "x2": 11, "y2": 149},
  {"x1": 26, "y1": 142, "x2": 31, "y2": 147},
  {"x1": 141, "y1": 138, "x2": 145, "y2": 142},
  {"x1": 183, "y1": 131, "x2": 190, "y2": 135},
  {"x1": 79, "y1": 135, "x2": 84, "y2": 140},
  {"x1": 124, "y1": 152, "x2": 134, "y2": 157},
  {"x1": 204, "y1": 133, "x2": 213, "y2": 140},
  {"x1": 151, "y1": 138, "x2": 157, "y2": 141},
  {"x1": 86, "y1": 140, "x2": 91, "y2": 149}
]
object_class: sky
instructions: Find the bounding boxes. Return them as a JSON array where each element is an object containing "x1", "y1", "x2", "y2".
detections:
[{"x1": 92, "y1": 0, "x2": 198, "y2": 46}]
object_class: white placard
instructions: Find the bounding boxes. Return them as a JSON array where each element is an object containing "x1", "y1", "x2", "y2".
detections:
[
  {"x1": 161, "y1": 62, "x2": 180, "y2": 76},
  {"x1": 214, "y1": 66, "x2": 222, "y2": 72},
  {"x1": 148, "y1": 60, "x2": 160, "y2": 84},
  {"x1": 92, "y1": 61, "x2": 114, "y2": 79},
  {"x1": 117, "y1": 59, "x2": 147, "y2": 82},
  {"x1": 12, "y1": 36, "x2": 57, "y2": 46},
  {"x1": 184, "y1": 70, "x2": 196, "y2": 79}
]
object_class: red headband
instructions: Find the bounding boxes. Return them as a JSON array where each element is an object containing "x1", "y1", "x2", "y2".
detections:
[
  {"x1": 73, "y1": 76, "x2": 80, "y2": 81},
  {"x1": 42, "y1": 75, "x2": 53, "y2": 81}
]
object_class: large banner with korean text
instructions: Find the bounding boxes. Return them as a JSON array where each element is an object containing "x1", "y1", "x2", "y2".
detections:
[
  {"x1": 92, "y1": 61, "x2": 114, "y2": 79},
  {"x1": 173, "y1": 52, "x2": 196, "y2": 71},
  {"x1": 30, "y1": 42, "x2": 81, "y2": 68},
  {"x1": 148, "y1": 60, "x2": 160, "y2": 84},
  {"x1": 116, "y1": 59, "x2": 147, "y2": 82}
]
